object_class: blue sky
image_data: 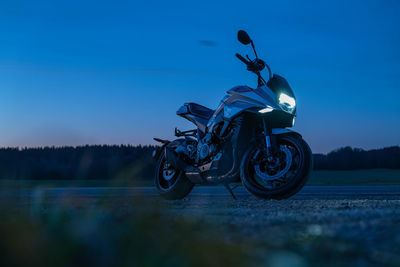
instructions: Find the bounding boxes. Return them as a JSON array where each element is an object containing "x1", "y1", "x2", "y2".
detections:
[{"x1": 0, "y1": 0, "x2": 399, "y2": 153}]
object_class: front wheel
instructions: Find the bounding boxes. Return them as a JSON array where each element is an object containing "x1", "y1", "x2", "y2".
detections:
[
  {"x1": 240, "y1": 134, "x2": 312, "y2": 199},
  {"x1": 155, "y1": 151, "x2": 194, "y2": 200}
]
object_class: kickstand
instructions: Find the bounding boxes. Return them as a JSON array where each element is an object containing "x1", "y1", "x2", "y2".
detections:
[{"x1": 224, "y1": 184, "x2": 240, "y2": 200}]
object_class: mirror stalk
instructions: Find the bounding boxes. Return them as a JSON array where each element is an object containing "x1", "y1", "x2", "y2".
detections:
[{"x1": 250, "y1": 41, "x2": 258, "y2": 59}]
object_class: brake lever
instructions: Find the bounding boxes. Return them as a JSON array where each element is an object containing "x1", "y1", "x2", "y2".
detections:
[{"x1": 246, "y1": 55, "x2": 252, "y2": 62}]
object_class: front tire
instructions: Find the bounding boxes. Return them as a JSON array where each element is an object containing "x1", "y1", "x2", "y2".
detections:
[
  {"x1": 155, "y1": 151, "x2": 194, "y2": 200},
  {"x1": 240, "y1": 134, "x2": 312, "y2": 199}
]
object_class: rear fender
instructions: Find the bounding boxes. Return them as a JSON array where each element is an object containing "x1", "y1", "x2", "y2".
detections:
[{"x1": 152, "y1": 138, "x2": 170, "y2": 161}]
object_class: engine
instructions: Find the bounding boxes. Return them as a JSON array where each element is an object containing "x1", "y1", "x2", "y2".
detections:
[
  {"x1": 195, "y1": 133, "x2": 219, "y2": 164},
  {"x1": 173, "y1": 118, "x2": 243, "y2": 167},
  {"x1": 173, "y1": 132, "x2": 219, "y2": 166}
]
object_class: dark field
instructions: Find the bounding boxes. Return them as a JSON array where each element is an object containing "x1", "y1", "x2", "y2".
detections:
[
  {"x1": 307, "y1": 169, "x2": 400, "y2": 185},
  {"x1": 1, "y1": 169, "x2": 399, "y2": 188}
]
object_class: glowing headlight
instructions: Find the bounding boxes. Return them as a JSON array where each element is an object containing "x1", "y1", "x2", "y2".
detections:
[
  {"x1": 279, "y1": 93, "x2": 296, "y2": 109},
  {"x1": 258, "y1": 106, "x2": 274, "y2": 113}
]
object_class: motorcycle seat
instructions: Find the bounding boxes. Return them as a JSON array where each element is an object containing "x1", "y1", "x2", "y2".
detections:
[{"x1": 181, "y1": 102, "x2": 214, "y2": 120}]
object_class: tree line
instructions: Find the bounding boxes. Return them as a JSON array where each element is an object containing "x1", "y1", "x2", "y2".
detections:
[
  {"x1": 0, "y1": 145, "x2": 399, "y2": 180},
  {"x1": 313, "y1": 146, "x2": 400, "y2": 170},
  {"x1": 0, "y1": 145, "x2": 154, "y2": 180}
]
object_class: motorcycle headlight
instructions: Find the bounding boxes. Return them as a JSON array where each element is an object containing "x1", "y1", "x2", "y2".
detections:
[{"x1": 279, "y1": 93, "x2": 296, "y2": 112}]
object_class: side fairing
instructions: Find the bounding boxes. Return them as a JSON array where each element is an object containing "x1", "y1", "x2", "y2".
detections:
[
  {"x1": 223, "y1": 99, "x2": 261, "y2": 119},
  {"x1": 221, "y1": 85, "x2": 281, "y2": 120}
]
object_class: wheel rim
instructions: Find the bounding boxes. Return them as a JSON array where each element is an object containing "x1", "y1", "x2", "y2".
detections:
[
  {"x1": 253, "y1": 145, "x2": 292, "y2": 182},
  {"x1": 246, "y1": 138, "x2": 303, "y2": 191},
  {"x1": 158, "y1": 158, "x2": 179, "y2": 190}
]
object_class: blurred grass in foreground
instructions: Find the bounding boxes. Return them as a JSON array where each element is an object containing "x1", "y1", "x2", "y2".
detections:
[
  {"x1": 0, "y1": 193, "x2": 252, "y2": 267},
  {"x1": 2, "y1": 189, "x2": 399, "y2": 267},
  {"x1": 0, "y1": 186, "x2": 398, "y2": 266}
]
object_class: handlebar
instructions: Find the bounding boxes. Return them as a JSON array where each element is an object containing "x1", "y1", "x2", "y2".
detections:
[
  {"x1": 235, "y1": 53, "x2": 250, "y2": 65},
  {"x1": 236, "y1": 53, "x2": 265, "y2": 73},
  {"x1": 235, "y1": 52, "x2": 272, "y2": 84}
]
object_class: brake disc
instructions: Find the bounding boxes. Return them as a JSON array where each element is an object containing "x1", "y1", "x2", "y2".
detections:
[
  {"x1": 254, "y1": 145, "x2": 292, "y2": 182},
  {"x1": 162, "y1": 162, "x2": 176, "y2": 180}
]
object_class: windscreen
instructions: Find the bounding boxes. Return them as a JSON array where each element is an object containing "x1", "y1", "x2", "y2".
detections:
[{"x1": 267, "y1": 74, "x2": 295, "y2": 99}]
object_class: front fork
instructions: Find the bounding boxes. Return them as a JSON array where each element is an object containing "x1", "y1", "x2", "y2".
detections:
[{"x1": 262, "y1": 118, "x2": 278, "y2": 156}]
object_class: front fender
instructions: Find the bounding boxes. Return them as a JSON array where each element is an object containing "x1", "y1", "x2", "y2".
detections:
[{"x1": 272, "y1": 128, "x2": 302, "y2": 138}]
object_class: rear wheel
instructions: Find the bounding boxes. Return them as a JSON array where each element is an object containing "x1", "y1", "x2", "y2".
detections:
[
  {"x1": 240, "y1": 134, "x2": 312, "y2": 199},
  {"x1": 155, "y1": 152, "x2": 194, "y2": 200}
]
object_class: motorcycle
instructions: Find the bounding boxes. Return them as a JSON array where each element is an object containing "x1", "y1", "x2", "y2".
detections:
[{"x1": 153, "y1": 30, "x2": 312, "y2": 200}]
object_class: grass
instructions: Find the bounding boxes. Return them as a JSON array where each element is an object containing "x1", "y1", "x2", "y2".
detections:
[
  {"x1": 307, "y1": 169, "x2": 400, "y2": 186},
  {"x1": 0, "y1": 169, "x2": 399, "y2": 188},
  {"x1": 0, "y1": 178, "x2": 154, "y2": 188},
  {"x1": 0, "y1": 187, "x2": 392, "y2": 267},
  {"x1": 0, "y1": 170, "x2": 399, "y2": 266},
  {"x1": 0, "y1": 196, "x2": 253, "y2": 266}
]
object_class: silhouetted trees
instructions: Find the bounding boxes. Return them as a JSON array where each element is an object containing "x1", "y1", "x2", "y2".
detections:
[
  {"x1": 0, "y1": 145, "x2": 399, "y2": 180},
  {"x1": 0, "y1": 145, "x2": 154, "y2": 180},
  {"x1": 313, "y1": 146, "x2": 400, "y2": 170}
]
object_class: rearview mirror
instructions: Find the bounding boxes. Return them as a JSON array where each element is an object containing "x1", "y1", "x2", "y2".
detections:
[{"x1": 238, "y1": 30, "x2": 251, "y2": 45}]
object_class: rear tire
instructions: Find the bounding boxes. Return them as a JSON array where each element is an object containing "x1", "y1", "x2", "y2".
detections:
[
  {"x1": 155, "y1": 152, "x2": 194, "y2": 200},
  {"x1": 240, "y1": 134, "x2": 312, "y2": 199}
]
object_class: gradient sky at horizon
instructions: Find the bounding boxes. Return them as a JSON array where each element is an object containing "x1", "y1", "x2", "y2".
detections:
[{"x1": 0, "y1": 0, "x2": 399, "y2": 153}]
